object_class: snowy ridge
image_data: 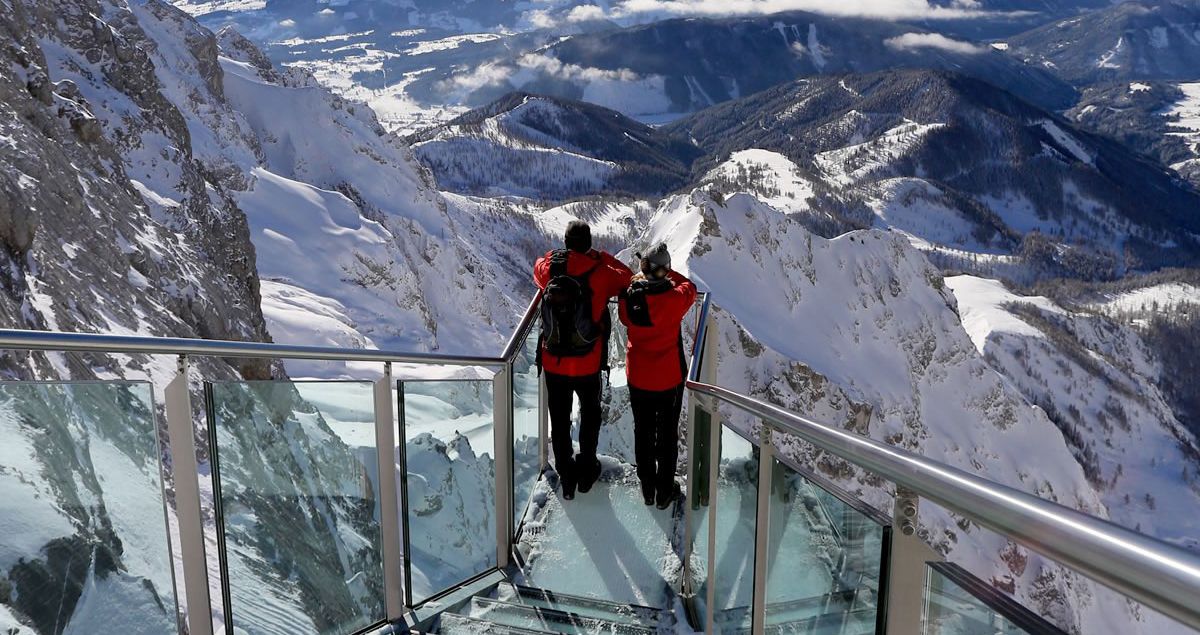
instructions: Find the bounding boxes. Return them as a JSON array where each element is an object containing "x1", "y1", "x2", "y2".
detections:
[
  {"x1": 814, "y1": 120, "x2": 947, "y2": 186},
  {"x1": 411, "y1": 93, "x2": 700, "y2": 199}
]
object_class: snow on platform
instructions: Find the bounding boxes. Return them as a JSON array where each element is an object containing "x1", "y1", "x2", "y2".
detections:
[{"x1": 517, "y1": 470, "x2": 680, "y2": 609}]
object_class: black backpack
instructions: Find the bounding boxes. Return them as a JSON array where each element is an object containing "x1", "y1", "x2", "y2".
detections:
[{"x1": 540, "y1": 249, "x2": 609, "y2": 360}]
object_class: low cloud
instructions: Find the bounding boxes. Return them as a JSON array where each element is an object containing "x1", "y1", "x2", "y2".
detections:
[
  {"x1": 604, "y1": 0, "x2": 1000, "y2": 21},
  {"x1": 516, "y1": 53, "x2": 641, "y2": 82},
  {"x1": 883, "y1": 32, "x2": 987, "y2": 54},
  {"x1": 441, "y1": 62, "x2": 517, "y2": 93},
  {"x1": 439, "y1": 53, "x2": 642, "y2": 95},
  {"x1": 566, "y1": 5, "x2": 608, "y2": 22},
  {"x1": 520, "y1": 0, "x2": 1016, "y2": 31}
]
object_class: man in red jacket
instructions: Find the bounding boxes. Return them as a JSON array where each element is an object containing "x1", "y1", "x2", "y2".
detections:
[
  {"x1": 534, "y1": 221, "x2": 633, "y2": 500},
  {"x1": 618, "y1": 244, "x2": 698, "y2": 509}
]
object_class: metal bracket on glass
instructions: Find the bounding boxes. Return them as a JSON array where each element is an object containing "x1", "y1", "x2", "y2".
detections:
[
  {"x1": 374, "y1": 362, "x2": 406, "y2": 618},
  {"x1": 886, "y1": 485, "x2": 941, "y2": 635},
  {"x1": 895, "y1": 486, "x2": 920, "y2": 537},
  {"x1": 163, "y1": 354, "x2": 215, "y2": 635}
]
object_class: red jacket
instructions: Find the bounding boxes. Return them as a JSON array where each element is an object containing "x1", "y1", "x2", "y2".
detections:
[
  {"x1": 619, "y1": 270, "x2": 698, "y2": 392},
  {"x1": 534, "y1": 249, "x2": 633, "y2": 377}
]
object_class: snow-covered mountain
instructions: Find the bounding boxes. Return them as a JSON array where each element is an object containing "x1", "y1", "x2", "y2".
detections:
[
  {"x1": 173, "y1": 5, "x2": 1086, "y2": 135},
  {"x1": 1006, "y1": 0, "x2": 1200, "y2": 85},
  {"x1": 435, "y1": 12, "x2": 1079, "y2": 118},
  {"x1": 664, "y1": 70, "x2": 1200, "y2": 279},
  {"x1": 408, "y1": 92, "x2": 702, "y2": 199}
]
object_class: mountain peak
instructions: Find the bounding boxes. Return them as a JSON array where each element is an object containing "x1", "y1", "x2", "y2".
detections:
[{"x1": 409, "y1": 91, "x2": 702, "y2": 200}]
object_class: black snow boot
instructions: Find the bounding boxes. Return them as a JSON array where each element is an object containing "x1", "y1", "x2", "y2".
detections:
[
  {"x1": 641, "y1": 481, "x2": 656, "y2": 506},
  {"x1": 656, "y1": 482, "x2": 681, "y2": 510},
  {"x1": 576, "y1": 455, "x2": 602, "y2": 494}
]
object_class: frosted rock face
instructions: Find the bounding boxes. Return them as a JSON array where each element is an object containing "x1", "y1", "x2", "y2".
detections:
[
  {"x1": 0, "y1": 0, "x2": 278, "y2": 630},
  {"x1": 0, "y1": 0, "x2": 526, "y2": 632}
]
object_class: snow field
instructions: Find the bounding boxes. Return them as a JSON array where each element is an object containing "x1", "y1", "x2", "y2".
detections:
[
  {"x1": 1090, "y1": 282, "x2": 1200, "y2": 318},
  {"x1": 703, "y1": 149, "x2": 816, "y2": 212}
]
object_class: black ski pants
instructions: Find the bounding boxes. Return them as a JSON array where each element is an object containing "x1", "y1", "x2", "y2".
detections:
[
  {"x1": 545, "y1": 371, "x2": 603, "y2": 487},
  {"x1": 630, "y1": 383, "x2": 685, "y2": 500}
]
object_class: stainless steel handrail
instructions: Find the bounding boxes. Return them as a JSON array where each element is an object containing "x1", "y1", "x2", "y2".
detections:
[
  {"x1": 0, "y1": 329, "x2": 505, "y2": 366},
  {"x1": 500, "y1": 291, "x2": 543, "y2": 362},
  {"x1": 687, "y1": 292, "x2": 713, "y2": 383},
  {"x1": 686, "y1": 380, "x2": 1200, "y2": 631}
]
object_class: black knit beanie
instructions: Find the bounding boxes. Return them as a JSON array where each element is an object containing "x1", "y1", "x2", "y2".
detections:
[{"x1": 564, "y1": 220, "x2": 592, "y2": 253}]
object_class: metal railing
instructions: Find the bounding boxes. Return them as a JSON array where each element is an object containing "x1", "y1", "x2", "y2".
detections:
[
  {"x1": 0, "y1": 328, "x2": 508, "y2": 366},
  {"x1": 682, "y1": 296, "x2": 1200, "y2": 633}
]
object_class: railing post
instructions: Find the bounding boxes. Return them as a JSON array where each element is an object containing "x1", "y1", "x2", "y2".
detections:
[
  {"x1": 538, "y1": 372, "x2": 548, "y2": 473},
  {"x1": 682, "y1": 393, "x2": 698, "y2": 598},
  {"x1": 164, "y1": 355, "x2": 214, "y2": 635},
  {"x1": 494, "y1": 364, "x2": 513, "y2": 568},
  {"x1": 886, "y1": 487, "x2": 940, "y2": 634},
  {"x1": 751, "y1": 425, "x2": 773, "y2": 635},
  {"x1": 374, "y1": 362, "x2": 405, "y2": 618}
]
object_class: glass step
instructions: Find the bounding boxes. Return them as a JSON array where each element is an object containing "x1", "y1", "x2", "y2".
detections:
[
  {"x1": 715, "y1": 591, "x2": 857, "y2": 627},
  {"x1": 730, "y1": 607, "x2": 878, "y2": 634},
  {"x1": 468, "y1": 596, "x2": 657, "y2": 634},
  {"x1": 496, "y1": 582, "x2": 665, "y2": 627},
  {"x1": 439, "y1": 613, "x2": 555, "y2": 634}
]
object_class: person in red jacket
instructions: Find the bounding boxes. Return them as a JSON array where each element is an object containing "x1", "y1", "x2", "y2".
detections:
[
  {"x1": 534, "y1": 221, "x2": 633, "y2": 500},
  {"x1": 618, "y1": 243, "x2": 698, "y2": 509}
]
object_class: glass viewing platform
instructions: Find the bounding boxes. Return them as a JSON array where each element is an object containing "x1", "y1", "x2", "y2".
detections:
[{"x1": 0, "y1": 292, "x2": 1197, "y2": 635}]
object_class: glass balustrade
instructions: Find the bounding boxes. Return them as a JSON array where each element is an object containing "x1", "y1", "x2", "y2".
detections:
[
  {"x1": 398, "y1": 379, "x2": 497, "y2": 606},
  {"x1": 206, "y1": 380, "x2": 385, "y2": 635},
  {"x1": 694, "y1": 423, "x2": 760, "y2": 633},
  {"x1": 764, "y1": 457, "x2": 887, "y2": 634},
  {"x1": 923, "y1": 563, "x2": 1068, "y2": 635},
  {"x1": 512, "y1": 321, "x2": 542, "y2": 532},
  {"x1": 0, "y1": 381, "x2": 177, "y2": 634},
  {"x1": 3, "y1": 291, "x2": 1193, "y2": 635}
]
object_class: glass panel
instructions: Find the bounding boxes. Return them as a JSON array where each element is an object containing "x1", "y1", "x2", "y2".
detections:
[
  {"x1": 924, "y1": 563, "x2": 1064, "y2": 635},
  {"x1": 0, "y1": 381, "x2": 177, "y2": 634},
  {"x1": 698, "y1": 423, "x2": 760, "y2": 633},
  {"x1": 765, "y1": 457, "x2": 885, "y2": 633},
  {"x1": 207, "y1": 381, "x2": 384, "y2": 635},
  {"x1": 512, "y1": 320, "x2": 541, "y2": 530},
  {"x1": 600, "y1": 304, "x2": 637, "y2": 465},
  {"x1": 686, "y1": 402, "x2": 712, "y2": 621},
  {"x1": 400, "y1": 380, "x2": 496, "y2": 605}
]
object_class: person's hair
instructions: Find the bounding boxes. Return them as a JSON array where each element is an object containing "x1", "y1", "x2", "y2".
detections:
[
  {"x1": 564, "y1": 220, "x2": 592, "y2": 253},
  {"x1": 639, "y1": 243, "x2": 671, "y2": 277}
]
